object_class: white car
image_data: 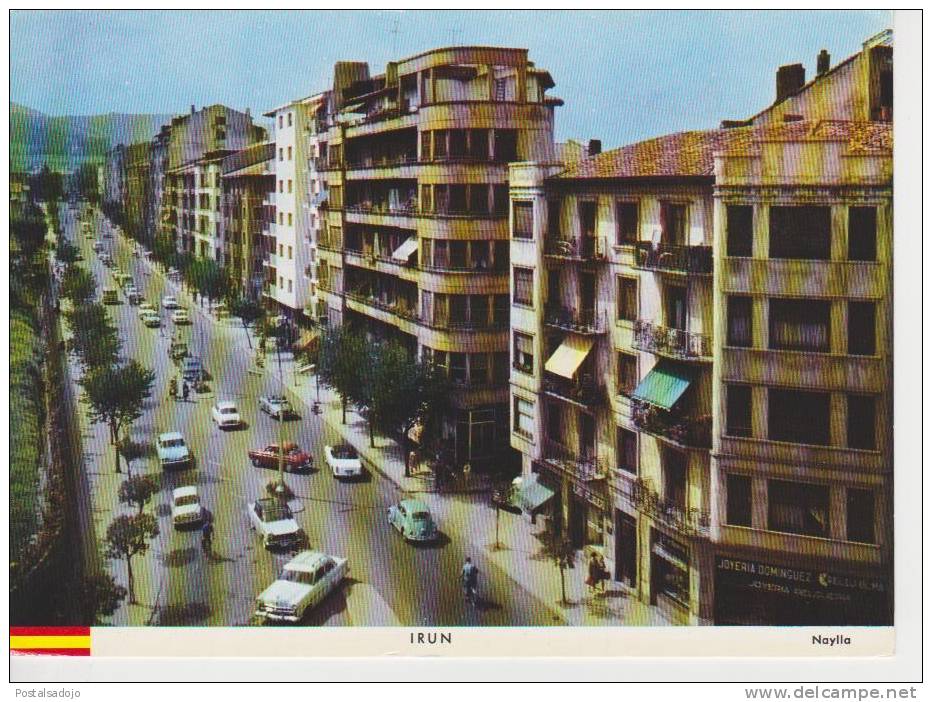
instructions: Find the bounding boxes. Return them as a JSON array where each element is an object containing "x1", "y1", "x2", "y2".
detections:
[
  {"x1": 171, "y1": 309, "x2": 191, "y2": 325},
  {"x1": 141, "y1": 311, "x2": 161, "y2": 328},
  {"x1": 156, "y1": 431, "x2": 191, "y2": 470},
  {"x1": 324, "y1": 444, "x2": 363, "y2": 479},
  {"x1": 259, "y1": 394, "x2": 292, "y2": 420},
  {"x1": 162, "y1": 295, "x2": 179, "y2": 310},
  {"x1": 248, "y1": 498, "x2": 302, "y2": 550},
  {"x1": 255, "y1": 551, "x2": 348, "y2": 623},
  {"x1": 171, "y1": 486, "x2": 204, "y2": 528},
  {"x1": 138, "y1": 302, "x2": 157, "y2": 318},
  {"x1": 211, "y1": 401, "x2": 242, "y2": 429}
]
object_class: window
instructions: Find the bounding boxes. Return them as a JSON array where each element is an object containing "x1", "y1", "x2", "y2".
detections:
[
  {"x1": 278, "y1": 276, "x2": 283, "y2": 288},
  {"x1": 493, "y1": 184, "x2": 509, "y2": 215},
  {"x1": 278, "y1": 244, "x2": 283, "y2": 257},
  {"x1": 767, "y1": 479, "x2": 829, "y2": 537},
  {"x1": 578, "y1": 201, "x2": 597, "y2": 238},
  {"x1": 287, "y1": 146, "x2": 293, "y2": 161},
  {"x1": 470, "y1": 353, "x2": 489, "y2": 385},
  {"x1": 726, "y1": 384, "x2": 752, "y2": 437},
  {"x1": 616, "y1": 202, "x2": 638, "y2": 244},
  {"x1": 848, "y1": 301, "x2": 876, "y2": 356},
  {"x1": 287, "y1": 279, "x2": 292, "y2": 293},
  {"x1": 617, "y1": 427, "x2": 637, "y2": 474},
  {"x1": 726, "y1": 475, "x2": 752, "y2": 527},
  {"x1": 726, "y1": 205, "x2": 753, "y2": 257},
  {"x1": 769, "y1": 299, "x2": 830, "y2": 352},
  {"x1": 848, "y1": 207, "x2": 877, "y2": 261},
  {"x1": 769, "y1": 206, "x2": 831, "y2": 260},
  {"x1": 547, "y1": 199, "x2": 562, "y2": 238},
  {"x1": 469, "y1": 185, "x2": 488, "y2": 214},
  {"x1": 288, "y1": 180, "x2": 293, "y2": 193},
  {"x1": 513, "y1": 201, "x2": 534, "y2": 239},
  {"x1": 287, "y1": 245, "x2": 293, "y2": 260},
  {"x1": 847, "y1": 394, "x2": 877, "y2": 450},
  {"x1": 449, "y1": 130, "x2": 467, "y2": 157},
  {"x1": 468, "y1": 129, "x2": 489, "y2": 160},
  {"x1": 617, "y1": 277, "x2": 637, "y2": 321},
  {"x1": 492, "y1": 352, "x2": 510, "y2": 383},
  {"x1": 768, "y1": 388, "x2": 830, "y2": 446},
  {"x1": 494, "y1": 129, "x2": 518, "y2": 162},
  {"x1": 846, "y1": 489, "x2": 876, "y2": 543},
  {"x1": 513, "y1": 395, "x2": 534, "y2": 439},
  {"x1": 279, "y1": 180, "x2": 284, "y2": 193},
  {"x1": 288, "y1": 213, "x2": 293, "y2": 226},
  {"x1": 513, "y1": 267, "x2": 533, "y2": 307},
  {"x1": 661, "y1": 202, "x2": 687, "y2": 245},
  {"x1": 278, "y1": 115, "x2": 283, "y2": 129},
  {"x1": 450, "y1": 352, "x2": 467, "y2": 384},
  {"x1": 287, "y1": 112, "x2": 293, "y2": 127},
  {"x1": 726, "y1": 295, "x2": 752, "y2": 347},
  {"x1": 278, "y1": 212, "x2": 284, "y2": 225},
  {"x1": 513, "y1": 332, "x2": 533, "y2": 374},
  {"x1": 279, "y1": 148, "x2": 284, "y2": 162},
  {"x1": 617, "y1": 352, "x2": 638, "y2": 396}
]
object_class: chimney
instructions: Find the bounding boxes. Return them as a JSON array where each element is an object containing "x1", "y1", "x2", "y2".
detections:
[
  {"x1": 190, "y1": 104, "x2": 196, "y2": 115},
  {"x1": 588, "y1": 139, "x2": 602, "y2": 156},
  {"x1": 775, "y1": 63, "x2": 806, "y2": 103},
  {"x1": 817, "y1": 49, "x2": 831, "y2": 76}
]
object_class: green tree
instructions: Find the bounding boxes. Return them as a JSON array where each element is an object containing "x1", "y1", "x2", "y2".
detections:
[
  {"x1": 28, "y1": 165, "x2": 64, "y2": 202},
  {"x1": 80, "y1": 360, "x2": 156, "y2": 472},
  {"x1": 118, "y1": 474, "x2": 160, "y2": 514},
  {"x1": 318, "y1": 325, "x2": 370, "y2": 425},
  {"x1": 104, "y1": 513, "x2": 159, "y2": 604},
  {"x1": 227, "y1": 296, "x2": 266, "y2": 349},
  {"x1": 78, "y1": 573, "x2": 127, "y2": 624},
  {"x1": 55, "y1": 240, "x2": 80, "y2": 264},
  {"x1": 117, "y1": 438, "x2": 148, "y2": 476},
  {"x1": 60, "y1": 265, "x2": 97, "y2": 306},
  {"x1": 64, "y1": 302, "x2": 120, "y2": 369}
]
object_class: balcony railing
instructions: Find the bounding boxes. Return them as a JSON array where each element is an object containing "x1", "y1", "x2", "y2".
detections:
[
  {"x1": 633, "y1": 320, "x2": 711, "y2": 360},
  {"x1": 618, "y1": 476, "x2": 710, "y2": 538},
  {"x1": 544, "y1": 236, "x2": 607, "y2": 262},
  {"x1": 344, "y1": 289, "x2": 419, "y2": 321},
  {"x1": 631, "y1": 399, "x2": 712, "y2": 449},
  {"x1": 544, "y1": 305, "x2": 606, "y2": 335},
  {"x1": 345, "y1": 202, "x2": 418, "y2": 217},
  {"x1": 543, "y1": 373, "x2": 604, "y2": 407},
  {"x1": 420, "y1": 315, "x2": 508, "y2": 331},
  {"x1": 542, "y1": 437, "x2": 607, "y2": 482},
  {"x1": 634, "y1": 242, "x2": 713, "y2": 275},
  {"x1": 345, "y1": 155, "x2": 418, "y2": 170}
]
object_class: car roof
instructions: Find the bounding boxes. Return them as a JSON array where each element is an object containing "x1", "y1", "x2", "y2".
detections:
[
  {"x1": 399, "y1": 499, "x2": 430, "y2": 512},
  {"x1": 172, "y1": 486, "x2": 198, "y2": 499},
  {"x1": 283, "y1": 550, "x2": 333, "y2": 573},
  {"x1": 159, "y1": 431, "x2": 184, "y2": 441},
  {"x1": 216, "y1": 401, "x2": 237, "y2": 409}
]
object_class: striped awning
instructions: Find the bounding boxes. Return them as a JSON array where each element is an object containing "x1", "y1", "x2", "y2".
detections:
[
  {"x1": 632, "y1": 360, "x2": 695, "y2": 411},
  {"x1": 544, "y1": 336, "x2": 594, "y2": 380}
]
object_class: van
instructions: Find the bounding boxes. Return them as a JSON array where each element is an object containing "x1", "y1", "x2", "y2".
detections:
[{"x1": 102, "y1": 287, "x2": 118, "y2": 305}]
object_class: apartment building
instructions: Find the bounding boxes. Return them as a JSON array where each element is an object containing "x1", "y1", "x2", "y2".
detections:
[
  {"x1": 123, "y1": 141, "x2": 151, "y2": 242},
  {"x1": 508, "y1": 35, "x2": 893, "y2": 626},
  {"x1": 312, "y1": 47, "x2": 561, "y2": 469},
  {"x1": 145, "y1": 125, "x2": 171, "y2": 246},
  {"x1": 220, "y1": 142, "x2": 275, "y2": 299}
]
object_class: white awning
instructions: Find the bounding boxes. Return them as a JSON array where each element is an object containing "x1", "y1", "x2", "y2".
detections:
[
  {"x1": 544, "y1": 336, "x2": 594, "y2": 380},
  {"x1": 391, "y1": 237, "x2": 418, "y2": 263}
]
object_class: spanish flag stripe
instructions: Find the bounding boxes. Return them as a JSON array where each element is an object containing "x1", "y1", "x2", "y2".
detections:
[
  {"x1": 10, "y1": 626, "x2": 90, "y2": 637},
  {"x1": 11, "y1": 648, "x2": 90, "y2": 657},
  {"x1": 10, "y1": 635, "x2": 92, "y2": 649}
]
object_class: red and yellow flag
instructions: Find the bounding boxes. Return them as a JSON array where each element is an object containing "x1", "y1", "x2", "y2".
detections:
[{"x1": 10, "y1": 626, "x2": 91, "y2": 656}]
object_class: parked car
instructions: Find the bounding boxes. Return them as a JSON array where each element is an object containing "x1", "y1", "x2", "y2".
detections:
[
  {"x1": 181, "y1": 356, "x2": 204, "y2": 382},
  {"x1": 167, "y1": 267, "x2": 180, "y2": 279},
  {"x1": 324, "y1": 444, "x2": 363, "y2": 479},
  {"x1": 171, "y1": 486, "x2": 204, "y2": 528},
  {"x1": 156, "y1": 431, "x2": 191, "y2": 470},
  {"x1": 248, "y1": 442, "x2": 313, "y2": 473},
  {"x1": 101, "y1": 287, "x2": 118, "y2": 305},
  {"x1": 127, "y1": 291, "x2": 143, "y2": 306},
  {"x1": 254, "y1": 551, "x2": 348, "y2": 623},
  {"x1": 247, "y1": 498, "x2": 302, "y2": 550},
  {"x1": 172, "y1": 309, "x2": 191, "y2": 325},
  {"x1": 141, "y1": 311, "x2": 161, "y2": 328},
  {"x1": 259, "y1": 394, "x2": 293, "y2": 420},
  {"x1": 388, "y1": 499, "x2": 439, "y2": 543},
  {"x1": 211, "y1": 401, "x2": 242, "y2": 429},
  {"x1": 138, "y1": 302, "x2": 157, "y2": 318},
  {"x1": 162, "y1": 295, "x2": 180, "y2": 309}
]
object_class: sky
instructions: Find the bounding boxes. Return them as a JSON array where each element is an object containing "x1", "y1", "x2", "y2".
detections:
[{"x1": 11, "y1": 10, "x2": 892, "y2": 150}]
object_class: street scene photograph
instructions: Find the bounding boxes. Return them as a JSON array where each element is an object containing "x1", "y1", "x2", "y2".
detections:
[{"x1": 9, "y1": 9, "x2": 896, "y2": 641}]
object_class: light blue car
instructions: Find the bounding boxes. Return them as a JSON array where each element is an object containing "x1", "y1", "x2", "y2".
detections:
[
  {"x1": 157, "y1": 431, "x2": 192, "y2": 470},
  {"x1": 388, "y1": 499, "x2": 438, "y2": 543}
]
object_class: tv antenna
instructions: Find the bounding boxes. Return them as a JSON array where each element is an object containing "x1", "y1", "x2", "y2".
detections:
[{"x1": 390, "y1": 17, "x2": 400, "y2": 56}]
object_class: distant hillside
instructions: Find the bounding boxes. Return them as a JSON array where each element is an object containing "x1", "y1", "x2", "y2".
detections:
[{"x1": 10, "y1": 103, "x2": 175, "y2": 172}]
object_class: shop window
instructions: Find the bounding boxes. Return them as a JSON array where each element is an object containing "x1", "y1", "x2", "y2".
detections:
[
  {"x1": 513, "y1": 267, "x2": 534, "y2": 307},
  {"x1": 848, "y1": 207, "x2": 877, "y2": 261},
  {"x1": 617, "y1": 352, "x2": 638, "y2": 397},
  {"x1": 617, "y1": 277, "x2": 637, "y2": 321},
  {"x1": 848, "y1": 301, "x2": 876, "y2": 356},
  {"x1": 846, "y1": 489, "x2": 876, "y2": 544},
  {"x1": 726, "y1": 475, "x2": 752, "y2": 527},
  {"x1": 767, "y1": 479, "x2": 829, "y2": 537},
  {"x1": 616, "y1": 427, "x2": 637, "y2": 474},
  {"x1": 513, "y1": 201, "x2": 534, "y2": 239},
  {"x1": 769, "y1": 299, "x2": 830, "y2": 352},
  {"x1": 726, "y1": 295, "x2": 752, "y2": 347},
  {"x1": 726, "y1": 384, "x2": 752, "y2": 437},
  {"x1": 513, "y1": 395, "x2": 534, "y2": 439},
  {"x1": 768, "y1": 388, "x2": 830, "y2": 446},
  {"x1": 513, "y1": 331, "x2": 534, "y2": 374},
  {"x1": 769, "y1": 206, "x2": 831, "y2": 260},
  {"x1": 616, "y1": 201, "x2": 638, "y2": 245},
  {"x1": 847, "y1": 394, "x2": 877, "y2": 450},
  {"x1": 726, "y1": 205, "x2": 753, "y2": 257}
]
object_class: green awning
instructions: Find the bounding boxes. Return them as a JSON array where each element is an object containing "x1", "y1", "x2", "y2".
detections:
[
  {"x1": 512, "y1": 478, "x2": 555, "y2": 514},
  {"x1": 632, "y1": 360, "x2": 695, "y2": 411}
]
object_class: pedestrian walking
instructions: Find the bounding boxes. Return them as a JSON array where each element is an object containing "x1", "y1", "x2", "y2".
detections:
[
  {"x1": 461, "y1": 557, "x2": 479, "y2": 604},
  {"x1": 596, "y1": 553, "x2": 608, "y2": 594},
  {"x1": 182, "y1": 380, "x2": 190, "y2": 402},
  {"x1": 586, "y1": 552, "x2": 601, "y2": 595},
  {"x1": 201, "y1": 520, "x2": 213, "y2": 555}
]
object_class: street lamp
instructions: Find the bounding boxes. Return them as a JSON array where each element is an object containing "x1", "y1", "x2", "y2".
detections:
[{"x1": 273, "y1": 320, "x2": 288, "y2": 497}]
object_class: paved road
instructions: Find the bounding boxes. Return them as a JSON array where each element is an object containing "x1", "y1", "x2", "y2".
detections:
[{"x1": 67, "y1": 205, "x2": 563, "y2": 627}]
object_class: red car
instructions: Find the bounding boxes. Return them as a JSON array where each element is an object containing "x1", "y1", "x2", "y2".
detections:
[{"x1": 248, "y1": 442, "x2": 314, "y2": 473}]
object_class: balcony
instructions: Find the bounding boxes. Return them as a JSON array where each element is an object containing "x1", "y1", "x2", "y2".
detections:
[
  {"x1": 634, "y1": 242, "x2": 712, "y2": 275},
  {"x1": 420, "y1": 315, "x2": 508, "y2": 332},
  {"x1": 544, "y1": 305, "x2": 606, "y2": 335},
  {"x1": 345, "y1": 202, "x2": 419, "y2": 217},
  {"x1": 543, "y1": 373, "x2": 604, "y2": 408},
  {"x1": 317, "y1": 278, "x2": 336, "y2": 294},
  {"x1": 344, "y1": 289, "x2": 419, "y2": 322},
  {"x1": 544, "y1": 236, "x2": 607, "y2": 263},
  {"x1": 631, "y1": 399, "x2": 711, "y2": 450},
  {"x1": 620, "y1": 476, "x2": 710, "y2": 538},
  {"x1": 542, "y1": 437, "x2": 607, "y2": 482},
  {"x1": 633, "y1": 320, "x2": 711, "y2": 360},
  {"x1": 345, "y1": 155, "x2": 418, "y2": 170}
]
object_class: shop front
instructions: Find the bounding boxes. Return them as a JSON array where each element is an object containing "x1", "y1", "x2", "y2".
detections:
[
  {"x1": 533, "y1": 460, "x2": 608, "y2": 550},
  {"x1": 649, "y1": 530, "x2": 692, "y2": 624},
  {"x1": 713, "y1": 555, "x2": 890, "y2": 625}
]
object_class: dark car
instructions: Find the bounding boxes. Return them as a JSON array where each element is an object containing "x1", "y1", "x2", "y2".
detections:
[{"x1": 248, "y1": 442, "x2": 314, "y2": 473}]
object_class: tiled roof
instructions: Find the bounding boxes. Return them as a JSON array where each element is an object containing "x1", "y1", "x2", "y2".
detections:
[{"x1": 555, "y1": 120, "x2": 891, "y2": 180}]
